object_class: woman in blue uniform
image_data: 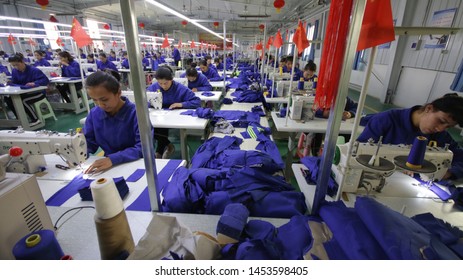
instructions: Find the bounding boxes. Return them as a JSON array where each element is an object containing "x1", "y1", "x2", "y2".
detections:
[
  {"x1": 33, "y1": 50, "x2": 51, "y2": 67},
  {"x1": 5, "y1": 54, "x2": 49, "y2": 126},
  {"x1": 171, "y1": 45, "x2": 181, "y2": 66},
  {"x1": 185, "y1": 68, "x2": 212, "y2": 92},
  {"x1": 83, "y1": 70, "x2": 152, "y2": 174},
  {"x1": 56, "y1": 51, "x2": 83, "y2": 103},
  {"x1": 147, "y1": 66, "x2": 201, "y2": 159},
  {"x1": 97, "y1": 52, "x2": 118, "y2": 71},
  {"x1": 358, "y1": 94, "x2": 463, "y2": 180},
  {"x1": 199, "y1": 59, "x2": 221, "y2": 81},
  {"x1": 284, "y1": 56, "x2": 303, "y2": 81}
]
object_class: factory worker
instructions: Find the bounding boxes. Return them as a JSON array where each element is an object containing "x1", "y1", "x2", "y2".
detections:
[
  {"x1": 79, "y1": 48, "x2": 87, "y2": 59},
  {"x1": 84, "y1": 70, "x2": 152, "y2": 174},
  {"x1": 171, "y1": 45, "x2": 181, "y2": 67},
  {"x1": 315, "y1": 96, "x2": 358, "y2": 120},
  {"x1": 199, "y1": 59, "x2": 221, "y2": 81},
  {"x1": 357, "y1": 94, "x2": 463, "y2": 180},
  {"x1": 56, "y1": 51, "x2": 83, "y2": 103},
  {"x1": 33, "y1": 50, "x2": 51, "y2": 67},
  {"x1": 303, "y1": 61, "x2": 318, "y2": 86},
  {"x1": 108, "y1": 50, "x2": 118, "y2": 62},
  {"x1": 0, "y1": 63, "x2": 10, "y2": 76},
  {"x1": 186, "y1": 68, "x2": 212, "y2": 92},
  {"x1": 213, "y1": 57, "x2": 224, "y2": 71},
  {"x1": 5, "y1": 54, "x2": 49, "y2": 126},
  {"x1": 284, "y1": 56, "x2": 303, "y2": 81},
  {"x1": 147, "y1": 66, "x2": 201, "y2": 159},
  {"x1": 97, "y1": 52, "x2": 118, "y2": 72}
]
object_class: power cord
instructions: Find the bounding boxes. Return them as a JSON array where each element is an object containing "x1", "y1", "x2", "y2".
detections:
[{"x1": 53, "y1": 206, "x2": 95, "y2": 230}]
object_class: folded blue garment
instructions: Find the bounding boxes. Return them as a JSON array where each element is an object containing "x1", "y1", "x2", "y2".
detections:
[
  {"x1": 78, "y1": 177, "x2": 129, "y2": 201},
  {"x1": 216, "y1": 203, "x2": 249, "y2": 241},
  {"x1": 201, "y1": 91, "x2": 214, "y2": 97},
  {"x1": 222, "y1": 98, "x2": 233, "y2": 104}
]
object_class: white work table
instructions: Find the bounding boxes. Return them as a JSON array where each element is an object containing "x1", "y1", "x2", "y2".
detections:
[
  {"x1": 209, "y1": 81, "x2": 230, "y2": 88},
  {"x1": 48, "y1": 77, "x2": 89, "y2": 114},
  {"x1": 194, "y1": 90, "x2": 221, "y2": 102},
  {"x1": 149, "y1": 109, "x2": 209, "y2": 160},
  {"x1": 292, "y1": 163, "x2": 463, "y2": 228},
  {"x1": 0, "y1": 86, "x2": 48, "y2": 130}
]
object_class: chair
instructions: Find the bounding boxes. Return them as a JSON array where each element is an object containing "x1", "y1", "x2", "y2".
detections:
[{"x1": 33, "y1": 98, "x2": 57, "y2": 123}]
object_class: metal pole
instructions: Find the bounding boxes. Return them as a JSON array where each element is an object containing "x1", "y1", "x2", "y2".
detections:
[
  {"x1": 232, "y1": 33, "x2": 236, "y2": 67},
  {"x1": 260, "y1": 23, "x2": 267, "y2": 85},
  {"x1": 335, "y1": 46, "x2": 377, "y2": 200},
  {"x1": 222, "y1": 20, "x2": 227, "y2": 90},
  {"x1": 312, "y1": 0, "x2": 367, "y2": 214},
  {"x1": 73, "y1": 40, "x2": 90, "y2": 113},
  {"x1": 284, "y1": 51, "x2": 297, "y2": 125},
  {"x1": 119, "y1": 0, "x2": 160, "y2": 211},
  {"x1": 272, "y1": 46, "x2": 278, "y2": 98}
]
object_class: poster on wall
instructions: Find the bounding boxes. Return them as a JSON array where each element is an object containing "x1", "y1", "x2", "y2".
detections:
[{"x1": 424, "y1": 8, "x2": 457, "y2": 49}]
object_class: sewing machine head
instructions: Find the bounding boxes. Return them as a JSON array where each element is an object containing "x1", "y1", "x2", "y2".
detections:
[
  {"x1": 0, "y1": 128, "x2": 87, "y2": 174},
  {"x1": 276, "y1": 81, "x2": 315, "y2": 97},
  {"x1": 122, "y1": 90, "x2": 162, "y2": 110},
  {"x1": 332, "y1": 141, "x2": 453, "y2": 193}
]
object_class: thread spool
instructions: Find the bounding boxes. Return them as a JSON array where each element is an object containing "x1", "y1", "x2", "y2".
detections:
[
  {"x1": 279, "y1": 106, "x2": 287, "y2": 117},
  {"x1": 406, "y1": 136, "x2": 428, "y2": 169},
  {"x1": 91, "y1": 178, "x2": 134, "y2": 260},
  {"x1": 12, "y1": 229, "x2": 64, "y2": 260}
]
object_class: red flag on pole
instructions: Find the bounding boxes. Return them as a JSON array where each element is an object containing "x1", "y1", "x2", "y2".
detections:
[
  {"x1": 56, "y1": 37, "x2": 65, "y2": 47},
  {"x1": 357, "y1": 0, "x2": 395, "y2": 51},
  {"x1": 266, "y1": 36, "x2": 274, "y2": 49},
  {"x1": 177, "y1": 39, "x2": 182, "y2": 49},
  {"x1": 70, "y1": 18, "x2": 93, "y2": 48},
  {"x1": 28, "y1": 38, "x2": 37, "y2": 46},
  {"x1": 255, "y1": 42, "x2": 263, "y2": 50},
  {"x1": 273, "y1": 30, "x2": 283, "y2": 48},
  {"x1": 161, "y1": 35, "x2": 170, "y2": 48},
  {"x1": 7, "y1": 34, "x2": 16, "y2": 45},
  {"x1": 190, "y1": 41, "x2": 196, "y2": 48},
  {"x1": 112, "y1": 41, "x2": 117, "y2": 47},
  {"x1": 292, "y1": 20, "x2": 310, "y2": 54}
]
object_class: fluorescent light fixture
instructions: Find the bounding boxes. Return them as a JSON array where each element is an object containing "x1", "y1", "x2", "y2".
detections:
[
  {"x1": 0, "y1": 26, "x2": 47, "y2": 32},
  {"x1": 145, "y1": 0, "x2": 225, "y2": 41},
  {"x1": 0, "y1": 16, "x2": 71, "y2": 28}
]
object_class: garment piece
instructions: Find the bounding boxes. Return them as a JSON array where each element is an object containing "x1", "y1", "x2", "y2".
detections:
[
  {"x1": 147, "y1": 81, "x2": 201, "y2": 109},
  {"x1": 126, "y1": 168, "x2": 146, "y2": 182},
  {"x1": 126, "y1": 159, "x2": 183, "y2": 211},
  {"x1": 222, "y1": 98, "x2": 233, "y2": 104},
  {"x1": 201, "y1": 91, "x2": 214, "y2": 97},
  {"x1": 212, "y1": 110, "x2": 260, "y2": 128},
  {"x1": 216, "y1": 149, "x2": 282, "y2": 174},
  {"x1": 180, "y1": 107, "x2": 214, "y2": 119},
  {"x1": 190, "y1": 136, "x2": 243, "y2": 169},
  {"x1": 300, "y1": 156, "x2": 338, "y2": 196},
  {"x1": 84, "y1": 96, "x2": 153, "y2": 165},
  {"x1": 187, "y1": 73, "x2": 212, "y2": 91},
  {"x1": 78, "y1": 176, "x2": 129, "y2": 201},
  {"x1": 357, "y1": 106, "x2": 463, "y2": 179},
  {"x1": 46, "y1": 173, "x2": 92, "y2": 206},
  {"x1": 231, "y1": 89, "x2": 264, "y2": 103},
  {"x1": 216, "y1": 203, "x2": 249, "y2": 241},
  {"x1": 251, "y1": 105, "x2": 266, "y2": 116}
]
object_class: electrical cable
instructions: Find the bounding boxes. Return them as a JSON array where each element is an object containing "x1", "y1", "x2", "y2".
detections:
[{"x1": 53, "y1": 206, "x2": 95, "y2": 230}]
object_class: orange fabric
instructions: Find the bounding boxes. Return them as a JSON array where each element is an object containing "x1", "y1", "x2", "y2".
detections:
[
  {"x1": 70, "y1": 18, "x2": 92, "y2": 48},
  {"x1": 161, "y1": 35, "x2": 170, "y2": 48},
  {"x1": 314, "y1": 0, "x2": 353, "y2": 110},
  {"x1": 357, "y1": 0, "x2": 395, "y2": 51},
  {"x1": 292, "y1": 20, "x2": 310, "y2": 55},
  {"x1": 273, "y1": 30, "x2": 283, "y2": 49}
]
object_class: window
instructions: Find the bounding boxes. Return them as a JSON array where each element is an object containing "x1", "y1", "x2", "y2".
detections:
[
  {"x1": 43, "y1": 22, "x2": 60, "y2": 49},
  {"x1": 302, "y1": 23, "x2": 316, "y2": 61},
  {"x1": 86, "y1": 19, "x2": 102, "y2": 50}
]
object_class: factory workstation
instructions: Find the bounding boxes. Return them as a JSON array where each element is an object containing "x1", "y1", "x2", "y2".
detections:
[{"x1": 2, "y1": 0, "x2": 463, "y2": 262}]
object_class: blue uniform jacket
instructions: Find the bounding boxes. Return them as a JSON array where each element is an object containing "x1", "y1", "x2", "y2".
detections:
[
  {"x1": 201, "y1": 67, "x2": 222, "y2": 80},
  {"x1": 315, "y1": 96, "x2": 357, "y2": 118},
  {"x1": 11, "y1": 65, "x2": 49, "y2": 87},
  {"x1": 84, "y1": 96, "x2": 150, "y2": 165},
  {"x1": 108, "y1": 56, "x2": 118, "y2": 62},
  {"x1": 80, "y1": 53, "x2": 87, "y2": 59},
  {"x1": 147, "y1": 81, "x2": 201, "y2": 109},
  {"x1": 172, "y1": 48, "x2": 181, "y2": 61},
  {"x1": 33, "y1": 58, "x2": 51, "y2": 67},
  {"x1": 61, "y1": 60, "x2": 82, "y2": 77},
  {"x1": 0, "y1": 64, "x2": 11, "y2": 76},
  {"x1": 97, "y1": 60, "x2": 118, "y2": 71},
  {"x1": 357, "y1": 106, "x2": 463, "y2": 178},
  {"x1": 121, "y1": 58, "x2": 129, "y2": 69},
  {"x1": 188, "y1": 73, "x2": 212, "y2": 91}
]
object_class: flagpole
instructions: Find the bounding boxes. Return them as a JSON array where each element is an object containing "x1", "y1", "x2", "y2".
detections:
[
  {"x1": 222, "y1": 20, "x2": 227, "y2": 91},
  {"x1": 73, "y1": 40, "x2": 90, "y2": 113},
  {"x1": 284, "y1": 48, "x2": 297, "y2": 126},
  {"x1": 272, "y1": 46, "x2": 278, "y2": 98}
]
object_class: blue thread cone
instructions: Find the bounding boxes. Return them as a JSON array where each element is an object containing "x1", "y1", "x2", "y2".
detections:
[
  {"x1": 12, "y1": 229, "x2": 64, "y2": 260},
  {"x1": 406, "y1": 136, "x2": 428, "y2": 169}
]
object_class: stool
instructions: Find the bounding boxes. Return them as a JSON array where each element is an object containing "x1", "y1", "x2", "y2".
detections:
[{"x1": 33, "y1": 98, "x2": 57, "y2": 123}]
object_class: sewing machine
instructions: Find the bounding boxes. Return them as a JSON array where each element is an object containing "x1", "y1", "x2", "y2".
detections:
[
  {"x1": 36, "y1": 66, "x2": 62, "y2": 78},
  {"x1": 276, "y1": 80, "x2": 314, "y2": 97},
  {"x1": 268, "y1": 72, "x2": 291, "y2": 81},
  {"x1": 290, "y1": 95, "x2": 315, "y2": 121},
  {"x1": 332, "y1": 140, "x2": 453, "y2": 193},
  {"x1": 0, "y1": 128, "x2": 87, "y2": 177},
  {"x1": 122, "y1": 90, "x2": 162, "y2": 110}
]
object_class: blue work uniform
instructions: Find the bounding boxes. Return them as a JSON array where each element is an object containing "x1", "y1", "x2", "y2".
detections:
[
  {"x1": 97, "y1": 60, "x2": 118, "y2": 71},
  {"x1": 172, "y1": 48, "x2": 181, "y2": 65},
  {"x1": 84, "y1": 96, "x2": 150, "y2": 166},
  {"x1": 121, "y1": 58, "x2": 129, "y2": 69},
  {"x1": 33, "y1": 58, "x2": 51, "y2": 67},
  {"x1": 201, "y1": 66, "x2": 222, "y2": 81},
  {"x1": 187, "y1": 73, "x2": 212, "y2": 91},
  {"x1": 0, "y1": 64, "x2": 11, "y2": 76},
  {"x1": 57, "y1": 60, "x2": 83, "y2": 103},
  {"x1": 358, "y1": 106, "x2": 463, "y2": 179}
]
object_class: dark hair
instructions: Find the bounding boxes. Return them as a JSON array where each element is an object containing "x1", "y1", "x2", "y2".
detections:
[
  {"x1": 88, "y1": 54, "x2": 94, "y2": 59},
  {"x1": 98, "y1": 52, "x2": 107, "y2": 58},
  {"x1": 190, "y1": 62, "x2": 197, "y2": 68},
  {"x1": 122, "y1": 51, "x2": 128, "y2": 56},
  {"x1": 58, "y1": 51, "x2": 74, "y2": 63},
  {"x1": 34, "y1": 50, "x2": 44, "y2": 57},
  {"x1": 205, "y1": 55, "x2": 212, "y2": 60},
  {"x1": 85, "y1": 70, "x2": 120, "y2": 93},
  {"x1": 8, "y1": 54, "x2": 24, "y2": 63},
  {"x1": 304, "y1": 62, "x2": 316, "y2": 72},
  {"x1": 286, "y1": 56, "x2": 294, "y2": 63},
  {"x1": 214, "y1": 58, "x2": 220, "y2": 63},
  {"x1": 199, "y1": 59, "x2": 208, "y2": 67},
  {"x1": 280, "y1": 56, "x2": 287, "y2": 63},
  {"x1": 186, "y1": 67, "x2": 198, "y2": 78},
  {"x1": 155, "y1": 66, "x2": 173, "y2": 80},
  {"x1": 430, "y1": 94, "x2": 463, "y2": 126}
]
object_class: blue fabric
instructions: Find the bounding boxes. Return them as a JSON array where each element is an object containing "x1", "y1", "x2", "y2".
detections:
[
  {"x1": 231, "y1": 89, "x2": 264, "y2": 103},
  {"x1": 450, "y1": 57, "x2": 463, "y2": 91},
  {"x1": 251, "y1": 105, "x2": 265, "y2": 116},
  {"x1": 108, "y1": 56, "x2": 117, "y2": 62},
  {"x1": 201, "y1": 67, "x2": 222, "y2": 80},
  {"x1": 300, "y1": 156, "x2": 339, "y2": 197},
  {"x1": 201, "y1": 91, "x2": 214, "y2": 96},
  {"x1": 84, "y1": 96, "x2": 152, "y2": 165},
  {"x1": 97, "y1": 60, "x2": 118, "y2": 71},
  {"x1": 315, "y1": 96, "x2": 358, "y2": 118},
  {"x1": 0, "y1": 64, "x2": 10, "y2": 76},
  {"x1": 212, "y1": 110, "x2": 260, "y2": 127},
  {"x1": 147, "y1": 81, "x2": 201, "y2": 109},
  {"x1": 78, "y1": 177, "x2": 129, "y2": 201},
  {"x1": 126, "y1": 159, "x2": 183, "y2": 211},
  {"x1": 357, "y1": 106, "x2": 463, "y2": 179},
  {"x1": 255, "y1": 134, "x2": 285, "y2": 170},
  {"x1": 190, "y1": 136, "x2": 243, "y2": 169},
  {"x1": 180, "y1": 107, "x2": 214, "y2": 119},
  {"x1": 33, "y1": 58, "x2": 51, "y2": 67},
  {"x1": 121, "y1": 58, "x2": 129, "y2": 69},
  {"x1": 222, "y1": 98, "x2": 233, "y2": 104},
  {"x1": 216, "y1": 149, "x2": 282, "y2": 174},
  {"x1": 216, "y1": 203, "x2": 249, "y2": 241},
  {"x1": 61, "y1": 60, "x2": 82, "y2": 78},
  {"x1": 172, "y1": 48, "x2": 181, "y2": 61},
  {"x1": 319, "y1": 200, "x2": 388, "y2": 260},
  {"x1": 11, "y1": 65, "x2": 49, "y2": 88},
  {"x1": 46, "y1": 174, "x2": 92, "y2": 206},
  {"x1": 126, "y1": 168, "x2": 145, "y2": 182},
  {"x1": 187, "y1": 73, "x2": 212, "y2": 91}
]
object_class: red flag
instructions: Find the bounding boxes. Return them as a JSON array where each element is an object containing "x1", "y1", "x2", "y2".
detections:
[
  {"x1": 273, "y1": 30, "x2": 283, "y2": 48},
  {"x1": 56, "y1": 37, "x2": 65, "y2": 47},
  {"x1": 292, "y1": 20, "x2": 310, "y2": 54},
  {"x1": 70, "y1": 17, "x2": 93, "y2": 48},
  {"x1": 28, "y1": 38, "x2": 37, "y2": 46},
  {"x1": 357, "y1": 0, "x2": 395, "y2": 51},
  {"x1": 161, "y1": 35, "x2": 170, "y2": 48},
  {"x1": 112, "y1": 41, "x2": 117, "y2": 47},
  {"x1": 7, "y1": 34, "x2": 16, "y2": 45},
  {"x1": 142, "y1": 43, "x2": 147, "y2": 48},
  {"x1": 255, "y1": 42, "x2": 263, "y2": 50},
  {"x1": 177, "y1": 39, "x2": 182, "y2": 49},
  {"x1": 265, "y1": 36, "x2": 274, "y2": 50},
  {"x1": 200, "y1": 41, "x2": 204, "y2": 49},
  {"x1": 190, "y1": 41, "x2": 196, "y2": 48}
]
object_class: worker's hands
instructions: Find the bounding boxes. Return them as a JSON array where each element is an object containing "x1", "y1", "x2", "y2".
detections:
[
  {"x1": 342, "y1": 111, "x2": 352, "y2": 120},
  {"x1": 84, "y1": 157, "x2": 113, "y2": 174},
  {"x1": 191, "y1": 88, "x2": 198, "y2": 92},
  {"x1": 169, "y1": 102, "x2": 183, "y2": 109},
  {"x1": 25, "y1": 82, "x2": 36, "y2": 87}
]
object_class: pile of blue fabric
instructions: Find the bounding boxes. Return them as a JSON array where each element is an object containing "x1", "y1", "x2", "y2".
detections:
[
  {"x1": 231, "y1": 89, "x2": 264, "y2": 103},
  {"x1": 300, "y1": 156, "x2": 339, "y2": 197},
  {"x1": 318, "y1": 197, "x2": 463, "y2": 260}
]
